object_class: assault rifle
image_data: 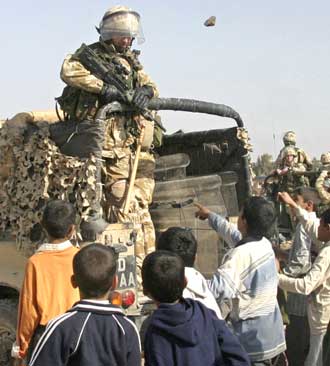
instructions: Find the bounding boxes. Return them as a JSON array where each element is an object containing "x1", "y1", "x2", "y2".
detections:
[{"x1": 74, "y1": 43, "x2": 166, "y2": 132}]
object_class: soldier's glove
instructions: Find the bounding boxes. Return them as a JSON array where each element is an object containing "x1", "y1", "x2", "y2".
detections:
[
  {"x1": 100, "y1": 83, "x2": 122, "y2": 103},
  {"x1": 132, "y1": 85, "x2": 154, "y2": 109}
]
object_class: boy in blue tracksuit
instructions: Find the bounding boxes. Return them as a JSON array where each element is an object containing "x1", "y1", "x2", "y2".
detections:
[
  {"x1": 28, "y1": 244, "x2": 141, "y2": 366},
  {"x1": 142, "y1": 250, "x2": 250, "y2": 366}
]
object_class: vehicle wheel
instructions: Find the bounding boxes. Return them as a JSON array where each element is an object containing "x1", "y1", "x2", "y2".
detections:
[{"x1": 0, "y1": 299, "x2": 17, "y2": 366}]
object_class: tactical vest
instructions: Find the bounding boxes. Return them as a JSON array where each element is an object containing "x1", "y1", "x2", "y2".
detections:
[
  {"x1": 57, "y1": 41, "x2": 141, "y2": 121},
  {"x1": 278, "y1": 170, "x2": 308, "y2": 193}
]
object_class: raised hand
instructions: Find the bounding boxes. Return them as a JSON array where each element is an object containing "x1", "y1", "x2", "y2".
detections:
[{"x1": 194, "y1": 202, "x2": 211, "y2": 220}]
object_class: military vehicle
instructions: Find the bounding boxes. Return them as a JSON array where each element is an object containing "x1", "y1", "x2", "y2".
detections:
[{"x1": 0, "y1": 99, "x2": 252, "y2": 365}]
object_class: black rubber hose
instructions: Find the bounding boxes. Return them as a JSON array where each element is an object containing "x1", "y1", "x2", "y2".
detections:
[
  {"x1": 147, "y1": 98, "x2": 244, "y2": 127},
  {"x1": 148, "y1": 97, "x2": 250, "y2": 199}
]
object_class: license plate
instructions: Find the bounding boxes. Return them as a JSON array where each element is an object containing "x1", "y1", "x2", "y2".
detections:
[{"x1": 117, "y1": 255, "x2": 136, "y2": 289}]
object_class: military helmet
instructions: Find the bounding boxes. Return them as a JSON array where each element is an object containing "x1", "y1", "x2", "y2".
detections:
[
  {"x1": 282, "y1": 146, "x2": 297, "y2": 157},
  {"x1": 283, "y1": 131, "x2": 296, "y2": 145},
  {"x1": 99, "y1": 5, "x2": 145, "y2": 44},
  {"x1": 321, "y1": 152, "x2": 330, "y2": 165}
]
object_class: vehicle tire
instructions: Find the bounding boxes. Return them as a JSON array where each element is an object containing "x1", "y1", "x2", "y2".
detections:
[{"x1": 0, "y1": 299, "x2": 17, "y2": 366}]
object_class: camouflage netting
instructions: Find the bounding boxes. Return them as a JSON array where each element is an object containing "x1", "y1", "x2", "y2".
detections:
[
  {"x1": 237, "y1": 127, "x2": 253, "y2": 152},
  {"x1": 0, "y1": 121, "x2": 98, "y2": 257}
]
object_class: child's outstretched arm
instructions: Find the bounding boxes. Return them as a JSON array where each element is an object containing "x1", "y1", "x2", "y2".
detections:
[
  {"x1": 195, "y1": 203, "x2": 241, "y2": 248},
  {"x1": 278, "y1": 191, "x2": 321, "y2": 245},
  {"x1": 279, "y1": 246, "x2": 330, "y2": 296}
]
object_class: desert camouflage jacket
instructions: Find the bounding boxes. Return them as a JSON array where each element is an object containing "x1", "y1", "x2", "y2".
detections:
[{"x1": 60, "y1": 41, "x2": 159, "y2": 153}]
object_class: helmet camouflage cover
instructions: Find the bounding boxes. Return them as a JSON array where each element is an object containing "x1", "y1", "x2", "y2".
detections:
[
  {"x1": 99, "y1": 5, "x2": 145, "y2": 44},
  {"x1": 283, "y1": 131, "x2": 296, "y2": 145},
  {"x1": 282, "y1": 146, "x2": 297, "y2": 157}
]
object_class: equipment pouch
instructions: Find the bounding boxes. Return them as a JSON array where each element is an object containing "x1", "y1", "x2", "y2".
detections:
[
  {"x1": 152, "y1": 116, "x2": 164, "y2": 148},
  {"x1": 75, "y1": 90, "x2": 99, "y2": 121},
  {"x1": 56, "y1": 86, "x2": 99, "y2": 121},
  {"x1": 142, "y1": 121, "x2": 154, "y2": 151},
  {"x1": 56, "y1": 86, "x2": 80, "y2": 119}
]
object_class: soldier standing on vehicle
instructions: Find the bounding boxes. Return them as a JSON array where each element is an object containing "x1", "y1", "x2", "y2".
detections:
[
  {"x1": 275, "y1": 131, "x2": 312, "y2": 170},
  {"x1": 59, "y1": 5, "x2": 159, "y2": 286},
  {"x1": 272, "y1": 146, "x2": 309, "y2": 232},
  {"x1": 275, "y1": 146, "x2": 309, "y2": 193}
]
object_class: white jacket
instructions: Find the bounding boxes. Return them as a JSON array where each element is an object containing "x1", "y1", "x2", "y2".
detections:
[
  {"x1": 183, "y1": 267, "x2": 222, "y2": 319},
  {"x1": 279, "y1": 242, "x2": 330, "y2": 334},
  {"x1": 295, "y1": 206, "x2": 322, "y2": 251}
]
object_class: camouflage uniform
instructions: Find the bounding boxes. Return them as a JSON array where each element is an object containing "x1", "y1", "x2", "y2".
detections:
[
  {"x1": 320, "y1": 152, "x2": 330, "y2": 171},
  {"x1": 60, "y1": 7, "x2": 159, "y2": 275},
  {"x1": 315, "y1": 152, "x2": 330, "y2": 214},
  {"x1": 276, "y1": 146, "x2": 309, "y2": 232},
  {"x1": 275, "y1": 131, "x2": 312, "y2": 170},
  {"x1": 277, "y1": 146, "x2": 309, "y2": 193}
]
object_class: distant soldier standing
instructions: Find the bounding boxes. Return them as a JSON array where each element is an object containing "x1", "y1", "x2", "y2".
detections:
[
  {"x1": 319, "y1": 152, "x2": 330, "y2": 171},
  {"x1": 59, "y1": 5, "x2": 159, "y2": 283},
  {"x1": 275, "y1": 146, "x2": 309, "y2": 193},
  {"x1": 316, "y1": 152, "x2": 330, "y2": 213},
  {"x1": 273, "y1": 146, "x2": 309, "y2": 231},
  {"x1": 275, "y1": 131, "x2": 312, "y2": 170}
]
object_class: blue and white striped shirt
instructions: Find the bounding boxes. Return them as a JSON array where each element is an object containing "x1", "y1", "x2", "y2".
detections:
[{"x1": 207, "y1": 212, "x2": 286, "y2": 362}]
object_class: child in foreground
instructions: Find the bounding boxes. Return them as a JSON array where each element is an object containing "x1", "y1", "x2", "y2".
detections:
[
  {"x1": 279, "y1": 187, "x2": 320, "y2": 366},
  {"x1": 12, "y1": 200, "x2": 80, "y2": 363},
  {"x1": 278, "y1": 192, "x2": 330, "y2": 366},
  {"x1": 28, "y1": 243, "x2": 141, "y2": 366},
  {"x1": 142, "y1": 250, "x2": 251, "y2": 366},
  {"x1": 195, "y1": 197, "x2": 286, "y2": 364}
]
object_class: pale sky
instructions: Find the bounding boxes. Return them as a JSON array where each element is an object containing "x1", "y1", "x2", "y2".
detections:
[{"x1": 1, "y1": 0, "x2": 330, "y2": 160}]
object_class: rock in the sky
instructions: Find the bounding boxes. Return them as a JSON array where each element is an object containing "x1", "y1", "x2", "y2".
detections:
[{"x1": 204, "y1": 16, "x2": 216, "y2": 27}]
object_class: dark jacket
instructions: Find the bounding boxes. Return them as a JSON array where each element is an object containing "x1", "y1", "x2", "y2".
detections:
[
  {"x1": 28, "y1": 300, "x2": 141, "y2": 366},
  {"x1": 144, "y1": 298, "x2": 250, "y2": 366}
]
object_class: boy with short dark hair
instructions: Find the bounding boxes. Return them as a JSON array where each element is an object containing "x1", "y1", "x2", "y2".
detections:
[
  {"x1": 279, "y1": 187, "x2": 320, "y2": 366},
  {"x1": 12, "y1": 200, "x2": 80, "y2": 362},
  {"x1": 278, "y1": 192, "x2": 330, "y2": 366},
  {"x1": 195, "y1": 196, "x2": 286, "y2": 365},
  {"x1": 28, "y1": 243, "x2": 141, "y2": 366},
  {"x1": 157, "y1": 226, "x2": 222, "y2": 318},
  {"x1": 142, "y1": 250, "x2": 251, "y2": 366}
]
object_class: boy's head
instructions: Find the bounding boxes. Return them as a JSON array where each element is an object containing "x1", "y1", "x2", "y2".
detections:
[
  {"x1": 157, "y1": 227, "x2": 197, "y2": 267},
  {"x1": 42, "y1": 200, "x2": 76, "y2": 240},
  {"x1": 142, "y1": 250, "x2": 185, "y2": 303},
  {"x1": 72, "y1": 243, "x2": 117, "y2": 299},
  {"x1": 238, "y1": 196, "x2": 276, "y2": 239},
  {"x1": 318, "y1": 209, "x2": 330, "y2": 242},
  {"x1": 292, "y1": 187, "x2": 320, "y2": 212}
]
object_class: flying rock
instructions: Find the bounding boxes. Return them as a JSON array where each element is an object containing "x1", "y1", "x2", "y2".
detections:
[{"x1": 204, "y1": 16, "x2": 216, "y2": 27}]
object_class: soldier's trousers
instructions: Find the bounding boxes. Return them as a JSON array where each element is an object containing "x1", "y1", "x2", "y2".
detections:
[{"x1": 103, "y1": 151, "x2": 156, "y2": 290}]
